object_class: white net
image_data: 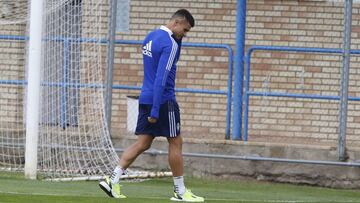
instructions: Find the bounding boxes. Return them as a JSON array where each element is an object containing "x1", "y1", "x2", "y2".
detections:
[
  {"x1": 0, "y1": 0, "x2": 120, "y2": 179},
  {"x1": 39, "y1": 0, "x2": 119, "y2": 179},
  {"x1": 0, "y1": 1, "x2": 28, "y2": 171},
  {"x1": 0, "y1": 1, "x2": 29, "y2": 25}
]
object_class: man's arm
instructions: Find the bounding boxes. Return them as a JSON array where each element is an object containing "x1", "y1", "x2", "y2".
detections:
[{"x1": 149, "y1": 39, "x2": 178, "y2": 122}]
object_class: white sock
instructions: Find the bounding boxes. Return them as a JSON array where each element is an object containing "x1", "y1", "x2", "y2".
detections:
[
  {"x1": 173, "y1": 176, "x2": 186, "y2": 195},
  {"x1": 110, "y1": 166, "x2": 125, "y2": 184}
]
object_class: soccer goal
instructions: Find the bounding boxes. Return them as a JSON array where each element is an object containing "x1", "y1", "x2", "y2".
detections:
[{"x1": 0, "y1": 0, "x2": 137, "y2": 180}]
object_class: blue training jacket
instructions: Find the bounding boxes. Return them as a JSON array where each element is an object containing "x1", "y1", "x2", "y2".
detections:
[{"x1": 139, "y1": 26, "x2": 182, "y2": 119}]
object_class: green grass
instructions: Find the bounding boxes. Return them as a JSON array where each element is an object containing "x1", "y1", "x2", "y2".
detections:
[{"x1": 0, "y1": 172, "x2": 360, "y2": 203}]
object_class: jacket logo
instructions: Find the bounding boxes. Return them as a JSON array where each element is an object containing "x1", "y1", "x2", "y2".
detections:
[{"x1": 142, "y1": 40, "x2": 152, "y2": 57}]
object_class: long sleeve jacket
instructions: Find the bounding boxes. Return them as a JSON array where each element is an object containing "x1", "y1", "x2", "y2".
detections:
[{"x1": 139, "y1": 26, "x2": 182, "y2": 119}]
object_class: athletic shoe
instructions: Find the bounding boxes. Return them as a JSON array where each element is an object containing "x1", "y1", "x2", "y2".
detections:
[
  {"x1": 99, "y1": 176, "x2": 127, "y2": 199},
  {"x1": 170, "y1": 188, "x2": 204, "y2": 202}
]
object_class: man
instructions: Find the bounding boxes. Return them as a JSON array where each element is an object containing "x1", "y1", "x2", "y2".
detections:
[{"x1": 99, "y1": 9, "x2": 204, "y2": 202}]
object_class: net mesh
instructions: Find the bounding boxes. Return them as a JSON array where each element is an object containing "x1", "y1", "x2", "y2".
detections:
[
  {"x1": 0, "y1": 0, "x2": 121, "y2": 179},
  {"x1": 0, "y1": 0, "x2": 28, "y2": 171},
  {"x1": 0, "y1": 1, "x2": 28, "y2": 25}
]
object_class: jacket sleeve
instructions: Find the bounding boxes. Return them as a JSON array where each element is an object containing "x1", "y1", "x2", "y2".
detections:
[{"x1": 150, "y1": 38, "x2": 178, "y2": 119}]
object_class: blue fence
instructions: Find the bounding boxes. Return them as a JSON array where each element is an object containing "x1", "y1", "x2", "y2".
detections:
[
  {"x1": 0, "y1": 35, "x2": 233, "y2": 137},
  {"x1": 7, "y1": 35, "x2": 360, "y2": 142},
  {"x1": 243, "y1": 45, "x2": 360, "y2": 141}
]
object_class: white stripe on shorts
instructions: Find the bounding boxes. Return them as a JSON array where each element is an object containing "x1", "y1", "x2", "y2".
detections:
[{"x1": 168, "y1": 102, "x2": 176, "y2": 137}]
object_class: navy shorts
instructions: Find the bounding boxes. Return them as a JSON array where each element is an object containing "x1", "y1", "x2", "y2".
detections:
[{"x1": 135, "y1": 100, "x2": 181, "y2": 137}]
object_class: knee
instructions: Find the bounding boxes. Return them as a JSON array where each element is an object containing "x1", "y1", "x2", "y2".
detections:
[
  {"x1": 168, "y1": 136, "x2": 183, "y2": 149},
  {"x1": 135, "y1": 141, "x2": 151, "y2": 152}
]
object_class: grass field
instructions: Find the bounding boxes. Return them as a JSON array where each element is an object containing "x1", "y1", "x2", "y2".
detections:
[{"x1": 0, "y1": 172, "x2": 360, "y2": 203}]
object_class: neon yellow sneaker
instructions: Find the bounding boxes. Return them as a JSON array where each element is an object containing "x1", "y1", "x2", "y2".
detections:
[
  {"x1": 99, "y1": 176, "x2": 127, "y2": 199},
  {"x1": 170, "y1": 188, "x2": 204, "y2": 202}
]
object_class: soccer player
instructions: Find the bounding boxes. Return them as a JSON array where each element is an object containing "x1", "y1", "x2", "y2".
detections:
[{"x1": 99, "y1": 9, "x2": 204, "y2": 202}]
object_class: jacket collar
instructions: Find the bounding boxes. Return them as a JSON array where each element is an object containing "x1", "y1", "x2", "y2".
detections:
[{"x1": 160, "y1": 25, "x2": 173, "y2": 35}]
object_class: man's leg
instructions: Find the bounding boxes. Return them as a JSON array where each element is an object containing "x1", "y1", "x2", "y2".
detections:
[
  {"x1": 168, "y1": 135, "x2": 186, "y2": 196},
  {"x1": 167, "y1": 135, "x2": 183, "y2": 177},
  {"x1": 120, "y1": 134, "x2": 154, "y2": 169},
  {"x1": 168, "y1": 135, "x2": 204, "y2": 202},
  {"x1": 113, "y1": 134, "x2": 154, "y2": 183},
  {"x1": 100, "y1": 134, "x2": 154, "y2": 198}
]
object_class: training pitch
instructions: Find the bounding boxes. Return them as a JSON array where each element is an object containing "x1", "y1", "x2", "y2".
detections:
[{"x1": 0, "y1": 172, "x2": 359, "y2": 203}]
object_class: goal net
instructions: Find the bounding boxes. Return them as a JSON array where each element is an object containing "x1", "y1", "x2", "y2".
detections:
[
  {"x1": 0, "y1": 0, "x2": 120, "y2": 179},
  {"x1": 0, "y1": 1, "x2": 28, "y2": 172}
]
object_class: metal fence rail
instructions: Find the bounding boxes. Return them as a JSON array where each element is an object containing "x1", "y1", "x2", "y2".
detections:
[
  {"x1": 0, "y1": 35, "x2": 234, "y2": 137},
  {"x1": 243, "y1": 45, "x2": 360, "y2": 141},
  {"x1": 4, "y1": 36, "x2": 360, "y2": 168}
]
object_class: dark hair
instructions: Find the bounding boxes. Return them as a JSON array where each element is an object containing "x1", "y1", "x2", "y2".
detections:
[{"x1": 172, "y1": 9, "x2": 195, "y2": 27}]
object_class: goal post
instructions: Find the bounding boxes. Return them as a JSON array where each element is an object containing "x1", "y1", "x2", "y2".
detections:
[{"x1": 24, "y1": 0, "x2": 44, "y2": 180}]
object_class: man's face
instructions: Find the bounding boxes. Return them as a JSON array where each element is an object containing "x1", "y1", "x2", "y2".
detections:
[{"x1": 172, "y1": 19, "x2": 192, "y2": 40}]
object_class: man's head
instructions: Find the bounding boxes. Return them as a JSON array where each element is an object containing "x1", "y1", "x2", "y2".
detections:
[{"x1": 167, "y1": 9, "x2": 195, "y2": 40}]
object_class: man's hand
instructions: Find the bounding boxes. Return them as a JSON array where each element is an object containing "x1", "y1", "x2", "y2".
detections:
[{"x1": 147, "y1": 117, "x2": 157, "y2": 123}]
